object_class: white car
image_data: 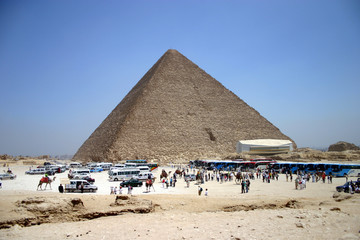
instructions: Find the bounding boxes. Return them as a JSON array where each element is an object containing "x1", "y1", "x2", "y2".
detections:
[{"x1": 0, "y1": 173, "x2": 17, "y2": 180}]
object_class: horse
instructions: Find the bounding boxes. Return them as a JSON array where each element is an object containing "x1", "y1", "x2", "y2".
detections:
[
  {"x1": 145, "y1": 179, "x2": 155, "y2": 192},
  {"x1": 37, "y1": 176, "x2": 56, "y2": 190}
]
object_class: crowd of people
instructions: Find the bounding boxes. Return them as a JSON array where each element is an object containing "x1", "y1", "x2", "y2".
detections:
[{"x1": 167, "y1": 163, "x2": 355, "y2": 196}]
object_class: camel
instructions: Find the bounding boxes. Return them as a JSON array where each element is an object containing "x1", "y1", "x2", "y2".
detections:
[
  {"x1": 37, "y1": 176, "x2": 56, "y2": 190},
  {"x1": 160, "y1": 169, "x2": 168, "y2": 180},
  {"x1": 175, "y1": 169, "x2": 182, "y2": 177},
  {"x1": 196, "y1": 171, "x2": 203, "y2": 184},
  {"x1": 234, "y1": 172, "x2": 243, "y2": 184},
  {"x1": 145, "y1": 179, "x2": 155, "y2": 192}
]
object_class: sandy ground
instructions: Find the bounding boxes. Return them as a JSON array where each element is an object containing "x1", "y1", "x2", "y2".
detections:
[{"x1": 0, "y1": 165, "x2": 360, "y2": 240}]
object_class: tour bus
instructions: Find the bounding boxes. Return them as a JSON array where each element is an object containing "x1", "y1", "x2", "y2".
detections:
[
  {"x1": 126, "y1": 159, "x2": 147, "y2": 165},
  {"x1": 114, "y1": 164, "x2": 125, "y2": 168},
  {"x1": 269, "y1": 162, "x2": 360, "y2": 177},
  {"x1": 125, "y1": 163, "x2": 137, "y2": 168},
  {"x1": 108, "y1": 168, "x2": 141, "y2": 181}
]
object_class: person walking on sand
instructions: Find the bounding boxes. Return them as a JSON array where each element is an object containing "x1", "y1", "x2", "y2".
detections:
[
  {"x1": 205, "y1": 188, "x2": 208, "y2": 196},
  {"x1": 241, "y1": 180, "x2": 246, "y2": 194},
  {"x1": 58, "y1": 184, "x2": 64, "y2": 193},
  {"x1": 198, "y1": 186, "x2": 203, "y2": 196},
  {"x1": 295, "y1": 178, "x2": 299, "y2": 190},
  {"x1": 246, "y1": 179, "x2": 250, "y2": 193}
]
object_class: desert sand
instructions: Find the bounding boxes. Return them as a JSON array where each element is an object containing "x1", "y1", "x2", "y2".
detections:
[{"x1": 0, "y1": 164, "x2": 359, "y2": 240}]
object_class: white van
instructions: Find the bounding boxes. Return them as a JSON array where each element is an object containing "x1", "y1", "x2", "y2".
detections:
[
  {"x1": 134, "y1": 172, "x2": 155, "y2": 181},
  {"x1": 69, "y1": 162, "x2": 82, "y2": 168},
  {"x1": 108, "y1": 168, "x2": 140, "y2": 181},
  {"x1": 68, "y1": 168, "x2": 91, "y2": 179},
  {"x1": 99, "y1": 162, "x2": 113, "y2": 170},
  {"x1": 65, "y1": 180, "x2": 97, "y2": 193}
]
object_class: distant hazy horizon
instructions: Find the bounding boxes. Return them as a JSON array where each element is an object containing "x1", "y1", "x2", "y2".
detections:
[{"x1": 1, "y1": 1, "x2": 359, "y2": 156}]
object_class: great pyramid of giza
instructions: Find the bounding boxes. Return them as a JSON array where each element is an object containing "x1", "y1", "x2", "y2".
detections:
[{"x1": 73, "y1": 49, "x2": 295, "y2": 163}]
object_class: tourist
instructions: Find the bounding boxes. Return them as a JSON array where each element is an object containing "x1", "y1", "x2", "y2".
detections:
[
  {"x1": 110, "y1": 186, "x2": 114, "y2": 194},
  {"x1": 241, "y1": 180, "x2": 246, "y2": 194},
  {"x1": 114, "y1": 186, "x2": 117, "y2": 194},
  {"x1": 119, "y1": 186, "x2": 123, "y2": 194},
  {"x1": 198, "y1": 186, "x2": 203, "y2": 196},
  {"x1": 58, "y1": 184, "x2": 64, "y2": 193},
  {"x1": 205, "y1": 188, "x2": 208, "y2": 196},
  {"x1": 246, "y1": 179, "x2": 250, "y2": 193}
]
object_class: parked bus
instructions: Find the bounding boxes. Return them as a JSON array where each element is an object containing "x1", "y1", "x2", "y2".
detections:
[
  {"x1": 126, "y1": 159, "x2": 147, "y2": 165},
  {"x1": 190, "y1": 159, "x2": 276, "y2": 171},
  {"x1": 125, "y1": 160, "x2": 158, "y2": 171},
  {"x1": 108, "y1": 168, "x2": 140, "y2": 181},
  {"x1": 269, "y1": 162, "x2": 360, "y2": 177}
]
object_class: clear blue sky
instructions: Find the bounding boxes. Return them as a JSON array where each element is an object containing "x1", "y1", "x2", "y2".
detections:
[{"x1": 1, "y1": 0, "x2": 359, "y2": 156}]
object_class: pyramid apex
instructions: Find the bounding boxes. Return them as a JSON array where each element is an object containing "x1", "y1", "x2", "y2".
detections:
[{"x1": 166, "y1": 49, "x2": 180, "y2": 54}]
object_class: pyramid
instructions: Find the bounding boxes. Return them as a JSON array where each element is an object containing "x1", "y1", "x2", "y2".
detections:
[{"x1": 73, "y1": 49, "x2": 295, "y2": 163}]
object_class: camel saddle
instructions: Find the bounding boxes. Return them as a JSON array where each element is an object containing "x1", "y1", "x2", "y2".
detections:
[{"x1": 41, "y1": 177, "x2": 50, "y2": 183}]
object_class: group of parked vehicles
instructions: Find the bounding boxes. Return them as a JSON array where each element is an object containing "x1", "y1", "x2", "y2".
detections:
[{"x1": 64, "y1": 160, "x2": 157, "y2": 192}]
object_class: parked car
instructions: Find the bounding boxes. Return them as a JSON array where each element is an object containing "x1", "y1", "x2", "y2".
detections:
[
  {"x1": 336, "y1": 180, "x2": 360, "y2": 193},
  {"x1": 0, "y1": 173, "x2": 17, "y2": 180},
  {"x1": 120, "y1": 178, "x2": 143, "y2": 187},
  {"x1": 83, "y1": 176, "x2": 95, "y2": 183},
  {"x1": 184, "y1": 174, "x2": 196, "y2": 181},
  {"x1": 90, "y1": 167, "x2": 103, "y2": 173},
  {"x1": 25, "y1": 168, "x2": 55, "y2": 175},
  {"x1": 65, "y1": 180, "x2": 97, "y2": 193},
  {"x1": 72, "y1": 174, "x2": 95, "y2": 183}
]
